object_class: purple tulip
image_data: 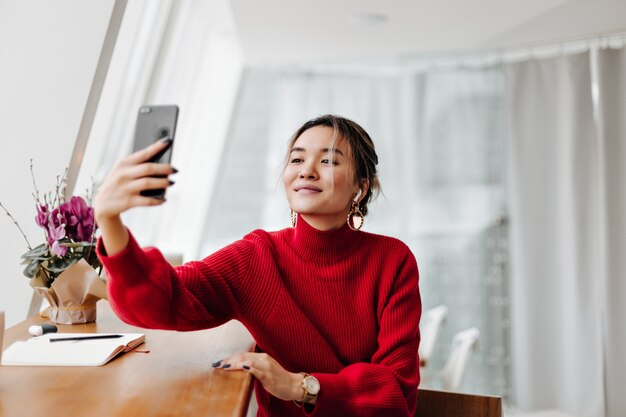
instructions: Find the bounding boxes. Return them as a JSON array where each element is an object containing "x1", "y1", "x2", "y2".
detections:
[
  {"x1": 50, "y1": 207, "x2": 62, "y2": 229},
  {"x1": 49, "y1": 224, "x2": 67, "y2": 257},
  {"x1": 59, "y1": 196, "x2": 95, "y2": 243},
  {"x1": 35, "y1": 204, "x2": 49, "y2": 229},
  {"x1": 51, "y1": 240, "x2": 68, "y2": 257},
  {"x1": 34, "y1": 194, "x2": 97, "y2": 260}
]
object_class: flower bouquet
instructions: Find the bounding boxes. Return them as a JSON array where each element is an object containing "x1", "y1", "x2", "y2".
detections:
[{"x1": 0, "y1": 162, "x2": 107, "y2": 324}]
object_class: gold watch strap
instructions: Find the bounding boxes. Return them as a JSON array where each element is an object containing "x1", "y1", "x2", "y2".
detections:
[
  {"x1": 301, "y1": 373, "x2": 318, "y2": 402},
  {"x1": 294, "y1": 372, "x2": 318, "y2": 406}
]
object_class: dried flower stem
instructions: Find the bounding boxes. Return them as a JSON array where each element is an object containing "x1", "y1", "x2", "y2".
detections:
[
  {"x1": 85, "y1": 176, "x2": 97, "y2": 205},
  {"x1": 0, "y1": 201, "x2": 32, "y2": 249},
  {"x1": 84, "y1": 176, "x2": 99, "y2": 263},
  {"x1": 59, "y1": 167, "x2": 68, "y2": 203},
  {"x1": 50, "y1": 167, "x2": 68, "y2": 208},
  {"x1": 29, "y1": 159, "x2": 41, "y2": 203}
]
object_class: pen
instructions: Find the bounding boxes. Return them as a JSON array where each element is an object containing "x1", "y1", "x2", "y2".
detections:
[{"x1": 49, "y1": 334, "x2": 124, "y2": 343}]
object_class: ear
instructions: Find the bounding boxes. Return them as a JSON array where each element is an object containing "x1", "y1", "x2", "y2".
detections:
[{"x1": 355, "y1": 179, "x2": 370, "y2": 203}]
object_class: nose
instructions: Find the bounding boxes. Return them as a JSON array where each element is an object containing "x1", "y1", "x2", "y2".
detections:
[{"x1": 299, "y1": 162, "x2": 318, "y2": 179}]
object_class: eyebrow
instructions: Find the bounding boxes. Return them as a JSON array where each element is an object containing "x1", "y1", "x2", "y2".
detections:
[{"x1": 290, "y1": 147, "x2": 345, "y2": 156}]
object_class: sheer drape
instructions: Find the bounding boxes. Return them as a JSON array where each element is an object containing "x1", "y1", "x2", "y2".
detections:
[
  {"x1": 597, "y1": 47, "x2": 626, "y2": 417},
  {"x1": 409, "y1": 67, "x2": 510, "y2": 397},
  {"x1": 200, "y1": 70, "x2": 418, "y2": 251},
  {"x1": 505, "y1": 51, "x2": 604, "y2": 417},
  {"x1": 77, "y1": 0, "x2": 243, "y2": 260},
  {"x1": 201, "y1": 66, "x2": 511, "y2": 397},
  {"x1": 81, "y1": 7, "x2": 626, "y2": 413},
  {"x1": 201, "y1": 46, "x2": 626, "y2": 416}
]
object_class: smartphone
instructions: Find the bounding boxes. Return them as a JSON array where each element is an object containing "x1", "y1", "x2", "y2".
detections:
[{"x1": 132, "y1": 104, "x2": 179, "y2": 198}]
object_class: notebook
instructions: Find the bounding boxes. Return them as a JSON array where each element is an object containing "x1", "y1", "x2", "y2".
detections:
[{"x1": 1, "y1": 333, "x2": 145, "y2": 367}]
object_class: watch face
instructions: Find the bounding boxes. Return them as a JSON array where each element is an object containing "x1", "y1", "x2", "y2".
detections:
[{"x1": 304, "y1": 376, "x2": 320, "y2": 394}]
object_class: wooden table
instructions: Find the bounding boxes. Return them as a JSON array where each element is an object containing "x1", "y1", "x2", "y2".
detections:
[{"x1": 0, "y1": 301, "x2": 255, "y2": 417}]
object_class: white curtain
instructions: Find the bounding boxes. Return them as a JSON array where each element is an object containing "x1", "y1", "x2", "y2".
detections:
[
  {"x1": 597, "y1": 46, "x2": 626, "y2": 417},
  {"x1": 79, "y1": 4, "x2": 626, "y2": 412},
  {"x1": 77, "y1": 0, "x2": 243, "y2": 261},
  {"x1": 200, "y1": 65, "x2": 511, "y2": 397},
  {"x1": 199, "y1": 69, "x2": 420, "y2": 252},
  {"x1": 506, "y1": 51, "x2": 605, "y2": 417}
]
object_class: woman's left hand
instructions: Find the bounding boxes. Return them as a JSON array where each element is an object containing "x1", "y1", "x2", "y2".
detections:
[{"x1": 214, "y1": 352, "x2": 304, "y2": 402}]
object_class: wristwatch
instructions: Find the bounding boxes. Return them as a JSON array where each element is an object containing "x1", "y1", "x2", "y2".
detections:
[{"x1": 299, "y1": 373, "x2": 320, "y2": 403}]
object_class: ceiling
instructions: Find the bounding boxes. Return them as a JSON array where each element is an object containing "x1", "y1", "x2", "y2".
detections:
[{"x1": 231, "y1": 0, "x2": 626, "y2": 65}]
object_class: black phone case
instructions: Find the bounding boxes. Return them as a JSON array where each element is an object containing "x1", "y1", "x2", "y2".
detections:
[{"x1": 132, "y1": 105, "x2": 179, "y2": 198}]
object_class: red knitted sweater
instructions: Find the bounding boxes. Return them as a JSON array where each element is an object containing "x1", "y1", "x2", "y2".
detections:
[{"x1": 97, "y1": 216, "x2": 421, "y2": 417}]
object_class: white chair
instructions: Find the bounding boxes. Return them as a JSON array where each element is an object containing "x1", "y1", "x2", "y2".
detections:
[
  {"x1": 418, "y1": 305, "x2": 449, "y2": 367},
  {"x1": 435, "y1": 327, "x2": 480, "y2": 391}
]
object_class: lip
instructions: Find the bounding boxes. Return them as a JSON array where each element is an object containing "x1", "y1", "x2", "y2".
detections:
[{"x1": 295, "y1": 185, "x2": 322, "y2": 192}]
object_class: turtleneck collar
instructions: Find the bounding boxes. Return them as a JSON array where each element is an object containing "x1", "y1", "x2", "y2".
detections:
[{"x1": 288, "y1": 214, "x2": 363, "y2": 263}]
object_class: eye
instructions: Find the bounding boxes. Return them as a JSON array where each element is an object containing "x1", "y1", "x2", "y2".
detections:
[
  {"x1": 290, "y1": 158, "x2": 302, "y2": 163},
  {"x1": 321, "y1": 159, "x2": 338, "y2": 165}
]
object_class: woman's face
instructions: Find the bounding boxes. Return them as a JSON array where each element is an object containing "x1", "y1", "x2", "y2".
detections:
[{"x1": 283, "y1": 125, "x2": 364, "y2": 230}]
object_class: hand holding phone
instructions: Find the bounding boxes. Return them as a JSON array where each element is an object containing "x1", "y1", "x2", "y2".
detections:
[{"x1": 132, "y1": 105, "x2": 179, "y2": 199}]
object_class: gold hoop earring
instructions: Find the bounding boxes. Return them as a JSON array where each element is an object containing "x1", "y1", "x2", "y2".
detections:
[
  {"x1": 290, "y1": 209, "x2": 297, "y2": 227},
  {"x1": 347, "y1": 201, "x2": 364, "y2": 231}
]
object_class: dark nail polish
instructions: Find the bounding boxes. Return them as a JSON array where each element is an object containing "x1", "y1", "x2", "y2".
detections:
[
  {"x1": 212, "y1": 361, "x2": 222, "y2": 368},
  {"x1": 242, "y1": 365, "x2": 250, "y2": 370},
  {"x1": 168, "y1": 180, "x2": 175, "y2": 185},
  {"x1": 221, "y1": 364, "x2": 231, "y2": 369},
  {"x1": 172, "y1": 167, "x2": 179, "y2": 173}
]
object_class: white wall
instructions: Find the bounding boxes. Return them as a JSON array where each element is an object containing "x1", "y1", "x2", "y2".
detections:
[{"x1": 0, "y1": 0, "x2": 116, "y2": 327}]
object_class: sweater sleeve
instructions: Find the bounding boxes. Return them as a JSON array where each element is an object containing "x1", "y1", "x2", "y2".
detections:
[
  {"x1": 97, "y1": 231, "x2": 255, "y2": 331},
  {"x1": 305, "y1": 250, "x2": 421, "y2": 417}
]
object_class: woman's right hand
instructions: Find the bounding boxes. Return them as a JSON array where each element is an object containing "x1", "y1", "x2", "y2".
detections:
[
  {"x1": 94, "y1": 139, "x2": 177, "y2": 223},
  {"x1": 94, "y1": 139, "x2": 177, "y2": 256}
]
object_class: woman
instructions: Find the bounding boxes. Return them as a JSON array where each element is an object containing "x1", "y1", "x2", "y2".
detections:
[{"x1": 95, "y1": 115, "x2": 421, "y2": 416}]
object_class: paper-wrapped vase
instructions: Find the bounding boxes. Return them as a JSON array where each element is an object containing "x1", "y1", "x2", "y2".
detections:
[{"x1": 30, "y1": 259, "x2": 107, "y2": 324}]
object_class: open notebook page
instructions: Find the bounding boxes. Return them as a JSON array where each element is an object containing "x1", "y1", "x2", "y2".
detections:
[{"x1": 1, "y1": 333, "x2": 145, "y2": 367}]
